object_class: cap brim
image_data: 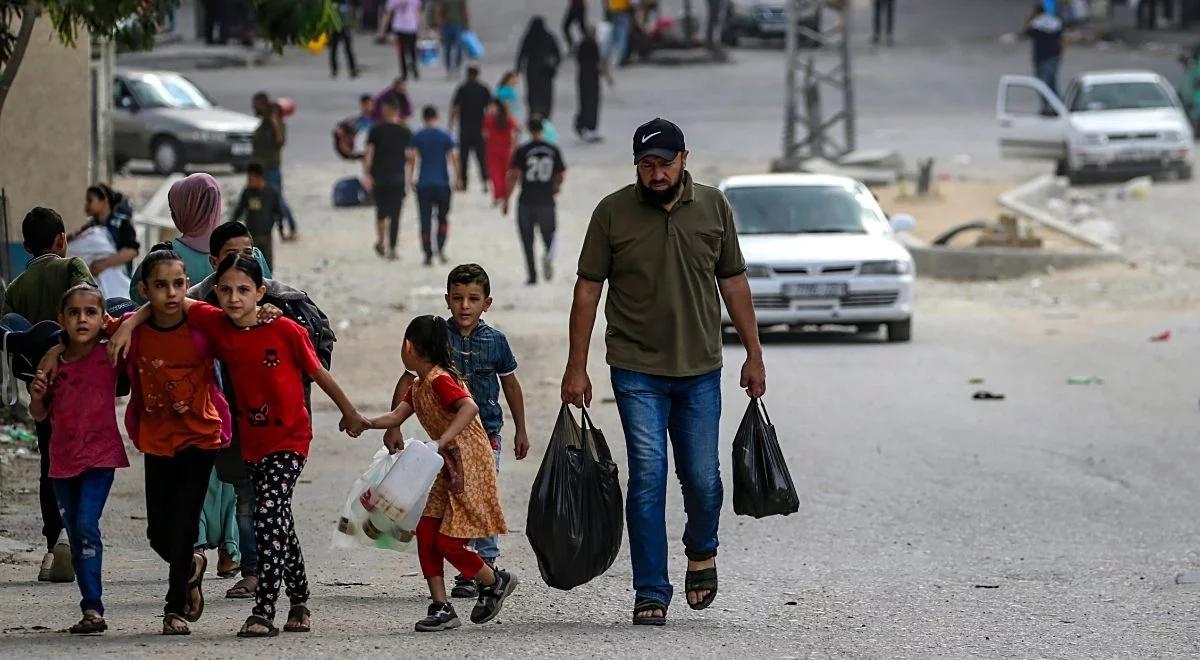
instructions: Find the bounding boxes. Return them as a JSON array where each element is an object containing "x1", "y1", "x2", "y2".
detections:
[{"x1": 634, "y1": 148, "x2": 681, "y2": 164}]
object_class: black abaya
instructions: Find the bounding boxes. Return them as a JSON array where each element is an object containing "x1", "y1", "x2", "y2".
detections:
[
  {"x1": 575, "y1": 38, "x2": 601, "y2": 134},
  {"x1": 517, "y1": 17, "x2": 563, "y2": 120}
]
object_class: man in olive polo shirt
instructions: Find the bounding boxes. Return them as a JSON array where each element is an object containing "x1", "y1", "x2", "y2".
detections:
[{"x1": 561, "y1": 118, "x2": 766, "y2": 625}]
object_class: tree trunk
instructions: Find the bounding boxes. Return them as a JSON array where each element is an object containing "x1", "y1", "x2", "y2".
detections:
[{"x1": 0, "y1": 3, "x2": 41, "y2": 125}]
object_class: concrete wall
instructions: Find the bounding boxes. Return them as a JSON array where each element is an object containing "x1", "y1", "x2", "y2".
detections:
[{"x1": 0, "y1": 18, "x2": 92, "y2": 275}]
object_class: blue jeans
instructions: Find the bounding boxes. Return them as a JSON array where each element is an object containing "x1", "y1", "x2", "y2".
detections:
[
  {"x1": 1035, "y1": 55, "x2": 1061, "y2": 100},
  {"x1": 264, "y1": 167, "x2": 297, "y2": 235},
  {"x1": 235, "y1": 478, "x2": 258, "y2": 576},
  {"x1": 611, "y1": 367, "x2": 722, "y2": 606},
  {"x1": 52, "y1": 468, "x2": 115, "y2": 614},
  {"x1": 442, "y1": 24, "x2": 464, "y2": 73},
  {"x1": 470, "y1": 435, "x2": 502, "y2": 561},
  {"x1": 605, "y1": 12, "x2": 632, "y2": 65}
]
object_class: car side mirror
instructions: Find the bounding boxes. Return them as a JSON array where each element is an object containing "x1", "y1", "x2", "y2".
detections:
[{"x1": 889, "y1": 214, "x2": 916, "y2": 233}]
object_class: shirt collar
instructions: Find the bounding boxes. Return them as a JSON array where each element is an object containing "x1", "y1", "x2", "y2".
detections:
[
  {"x1": 445, "y1": 317, "x2": 489, "y2": 338},
  {"x1": 26, "y1": 253, "x2": 59, "y2": 267},
  {"x1": 633, "y1": 170, "x2": 695, "y2": 208}
]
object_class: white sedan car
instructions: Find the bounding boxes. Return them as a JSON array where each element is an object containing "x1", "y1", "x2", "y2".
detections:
[{"x1": 719, "y1": 174, "x2": 916, "y2": 342}]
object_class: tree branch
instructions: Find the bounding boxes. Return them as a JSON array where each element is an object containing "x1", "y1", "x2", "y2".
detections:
[{"x1": 0, "y1": 2, "x2": 40, "y2": 122}]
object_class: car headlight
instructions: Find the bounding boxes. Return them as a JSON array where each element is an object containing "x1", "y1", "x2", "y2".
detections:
[
  {"x1": 745, "y1": 264, "x2": 774, "y2": 279},
  {"x1": 1161, "y1": 130, "x2": 1185, "y2": 143},
  {"x1": 185, "y1": 130, "x2": 224, "y2": 143},
  {"x1": 1080, "y1": 132, "x2": 1108, "y2": 146},
  {"x1": 859, "y1": 260, "x2": 910, "y2": 275}
]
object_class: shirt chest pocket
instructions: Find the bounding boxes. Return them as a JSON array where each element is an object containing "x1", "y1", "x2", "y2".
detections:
[{"x1": 682, "y1": 230, "x2": 722, "y2": 272}]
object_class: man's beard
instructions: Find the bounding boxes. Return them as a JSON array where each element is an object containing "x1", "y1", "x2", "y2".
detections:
[{"x1": 637, "y1": 175, "x2": 683, "y2": 205}]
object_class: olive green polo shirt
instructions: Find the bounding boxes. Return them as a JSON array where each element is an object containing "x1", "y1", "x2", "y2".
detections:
[{"x1": 577, "y1": 172, "x2": 746, "y2": 378}]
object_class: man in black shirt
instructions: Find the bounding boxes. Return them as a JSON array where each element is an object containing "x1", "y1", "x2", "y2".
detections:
[
  {"x1": 1025, "y1": 2, "x2": 1064, "y2": 104},
  {"x1": 363, "y1": 98, "x2": 414, "y2": 260},
  {"x1": 503, "y1": 116, "x2": 566, "y2": 285},
  {"x1": 450, "y1": 65, "x2": 492, "y2": 192},
  {"x1": 231, "y1": 162, "x2": 284, "y2": 270}
]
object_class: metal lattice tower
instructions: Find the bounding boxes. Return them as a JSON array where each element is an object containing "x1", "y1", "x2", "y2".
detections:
[{"x1": 779, "y1": 0, "x2": 855, "y2": 166}]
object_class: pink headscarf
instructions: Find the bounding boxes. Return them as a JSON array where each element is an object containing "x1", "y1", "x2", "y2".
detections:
[{"x1": 168, "y1": 173, "x2": 222, "y2": 253}]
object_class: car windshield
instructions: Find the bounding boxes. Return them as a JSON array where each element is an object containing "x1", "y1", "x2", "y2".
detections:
[
  {"x1": 724, "y1": 184, "x2": 886, "y2": 235},
  {"x1": 127, "y1": 74, "x2": 213, "y2": 110},
  {"x1": 1070, "y1": 81, "x2": 1174, "y2": 112}
]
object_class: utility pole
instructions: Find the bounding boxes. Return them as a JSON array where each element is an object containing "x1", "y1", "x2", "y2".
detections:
[
  {"x1": 776, "y1": 0, "x2": 856, "y2": 169},
  {"x1": 90, "y1": 36, "x2": 115, "y2": 183}
]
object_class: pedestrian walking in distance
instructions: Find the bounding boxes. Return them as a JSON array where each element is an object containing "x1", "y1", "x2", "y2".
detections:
[
  {"x1": 251, "y1": 93, "x2": 298, "y2": 241},
  {"x1": 562, "y1": 0, "x2": 588, "y2": 51},
  {"x1": 367, "y1": 314, "x2": 518, "y2": 632},
  {"x1": 604, "y1": 0, "x2": 635, "y2": 68},
  {"x1": 363, "y1": 98, "x2": 414, "y2": 261},
  {"x1": 575, "y1": 24, "x2": 604, "y2": 142},
  {"x1": 517, "y1": 16, "x2": 563, "y2": 121},
  {"x1": 432, "y1": 0, "x2": 470, "y2": 79},
  {"x1": 872, "y1": 0, "x2": 895, "y2": 45},
  {"x1": 504, "y1": 116, "x2": 566, "y2": 285},
  {"x1": 29, "y1": 285, "x2": 130, "y2": 635},
  {"x1": 450, "y1": 65, "x2": 493, "y2": 192},
  {"x1": 409, "y1": 105, "x2": 462, "y2": 266},
  {"x1": 383, "y1": 0, "x2": 422, "y2": 80},
  {"x1": 1025, "y1": 1, "x2": 1064, "y2": 103},
  {"x1": 483, "y1": 98, "x2": 521, "y2": 207},
  {"x1": 328, "y1": 0, "x2": 360, "y2": 78},
  {"x1": 561, "y1": 117, "x2": 767, "y2": 626}
]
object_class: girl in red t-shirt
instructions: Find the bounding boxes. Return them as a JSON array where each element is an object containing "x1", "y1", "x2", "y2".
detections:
[
  {"x1": 367, "y1": 315, "x2": 516, "y2": 632},
  {"x1": 483, "y1": 98, "x2": 520, "y2": 206},
  {"x1": 111, "y1": 254, "x2": 369, "y2": 638}
]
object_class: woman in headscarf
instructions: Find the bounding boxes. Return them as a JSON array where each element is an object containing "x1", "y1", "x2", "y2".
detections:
[
  {"x1": 128, "y1": 173, "x2": 272, "y2": 305},
  {"x1": 574, "y1": 24, "x2": 603, "y2": 142},
  {"x1": 516, "y1": 16, "x2": 562, "y2": 121}
]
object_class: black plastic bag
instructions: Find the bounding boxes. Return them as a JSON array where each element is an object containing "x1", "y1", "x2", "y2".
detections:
[
  {"x1": 732, "y1": 398, "x2": 799, "y2": 518},
  {"x1": 526, "y1": 404, "x2": 624, "y2": 590}
]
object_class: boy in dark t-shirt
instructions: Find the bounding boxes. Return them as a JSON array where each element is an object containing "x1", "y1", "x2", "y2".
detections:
[
  {"x1": 231, "y1": 162, "x2": 284, "y2": 270},
  {"x1": 364, "y1": 98, "x2": 414, "y2": 260},
  {"x1": 503, "y1": 116, "x2": 567, "y2": 285}
]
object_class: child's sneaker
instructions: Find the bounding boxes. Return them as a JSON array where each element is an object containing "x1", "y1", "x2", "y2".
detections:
[
  {"x1": 40, "y1": 542, "x2": 74, "y2": 583},
  {"x1": 470, "y1": 569, "x2": 518, "y2": 625},
  {"x1": 450, "y1": 574, "x2": 476, "y2": 599},
  {"x1": 414, "y1": 601, "x2": 460, "y2": 632}
]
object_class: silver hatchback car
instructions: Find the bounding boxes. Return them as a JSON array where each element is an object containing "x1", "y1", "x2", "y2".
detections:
[{"x1": 113, "y1": 68, "x2": 260, "y2": 175}]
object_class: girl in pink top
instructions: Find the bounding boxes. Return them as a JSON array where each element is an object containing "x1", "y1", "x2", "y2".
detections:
[{"x1": 29, "y1": 284, "x2": 129, "y2": 635}]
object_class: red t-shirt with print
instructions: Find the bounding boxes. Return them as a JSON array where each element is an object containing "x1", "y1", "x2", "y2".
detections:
[{"x1": 187, "y1": 302, "x2": 322, "y2": 463}]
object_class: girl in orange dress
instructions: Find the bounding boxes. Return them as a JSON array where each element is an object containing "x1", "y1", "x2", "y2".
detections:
[{"x1": 368, "y1": 315, "x2": 517, "y2": 633}]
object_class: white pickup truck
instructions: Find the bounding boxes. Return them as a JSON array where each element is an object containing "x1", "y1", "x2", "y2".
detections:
[{"x1": 996, "y1": 70, "x2": 1194, "y2": 183}]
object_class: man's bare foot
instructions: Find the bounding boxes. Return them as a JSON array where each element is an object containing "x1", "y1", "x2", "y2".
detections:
[
  {"x1": 686, "y1": 557, "x2": 716, "y2": 607},
  {"x1": 216, "y1": 548, "x2": 239, "y2": 577}
]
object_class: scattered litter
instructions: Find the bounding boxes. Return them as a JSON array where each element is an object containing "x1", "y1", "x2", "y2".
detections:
[
  {"x1": 129, "y1": 515, "x2": 146, "y2": 521},
  {"x1": 972, "y1": 390, "x2": 1005, "y2": 401},
  {"x1": 973, "y1": 584, "x2": 1000, "y2": 589},
  {"x1": 337, "y1": 319, "x2": 351, "y2": 331},
  {"x1": 967, "y1": 378, "x2": 985, "y2": 385},
  {"x1": 1117, "y1": 176, "x2": 1152, "y2": 200},
  {"x1": 1149, "y1": 330, "x2": 1172, "y2": 343},
  {"x1": 1066, "y1": 376, "x2": 1103, "y2": 385},
  {"x1": 785, "y1": 601, "x2": 798, "y2": 606},
  {"x1": 2, "y1": 625, "x2": 49, "y2": 634},
  {"x1": 322, "y1": 580, "x2": 370, "y2": 587},
  {"x1": 600, "y1": 397, "x2": 616, "y2": 404},
  {"x1": 1175, "y1": 572, "x2": 1200, "y2": 585},
  {"x1": 0, "y1": 426, "x2": 37, "y2": 445}
]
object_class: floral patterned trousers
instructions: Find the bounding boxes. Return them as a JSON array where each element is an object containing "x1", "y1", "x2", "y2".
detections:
[{"x1": 246, "y1": 451, "x2": 309, "y2": 620}]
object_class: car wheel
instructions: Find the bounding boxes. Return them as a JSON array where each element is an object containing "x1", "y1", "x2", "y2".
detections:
[
  {"x1": 1054, "y1": 159, "x2": 1068, "y2": 176},
  {"x1": 1066, "y1": 169, "x2": 1085, "y2": 186},
  {"x1": 1179, "y1": 164, "x2": 1194, "y2": 181},
  {"x1": 113, "y1": 155, "x2": 130, "y2": 172},
  {"x1": 152, "y1": 136, "x2": 185, "y2": 175},
  {"x1": 721, "y1": 29, "x2": 739, "y2": 47},
  {"x1": 886, "y1": 319, "x2": 912, "y2": 343}
]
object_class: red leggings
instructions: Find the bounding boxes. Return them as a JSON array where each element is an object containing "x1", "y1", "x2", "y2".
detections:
[{"x1": 416, "y1": 516, "x2": 485, "y2": 579}]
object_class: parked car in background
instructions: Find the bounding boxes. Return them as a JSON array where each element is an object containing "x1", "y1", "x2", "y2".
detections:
[
  {"x1": 113, "y1": 68, "x2": 260, "y2": 175},
  {"x1": 996, "y1": 70, "x2": 1194, "y2": 183},
  {"x1": 719, "y1": 174, "x2": 917, "y2": 342},
  {"x1": 721, "y1": 0, "x2": 822, "y2": 47}
]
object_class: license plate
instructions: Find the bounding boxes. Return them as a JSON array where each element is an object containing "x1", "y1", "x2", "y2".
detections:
[
  {"x1": 231, "y1": 142, "x2": 253, "y2": 156},
  {"x1": 760, "y1": 22, "x2": 786, "y2": 33},
  {"x1": 783, "y1": 282, "x2": 847, "y2": 299},
  {"x1": 1116, "y1": 148, "x2": 1155, "y2": 162}
]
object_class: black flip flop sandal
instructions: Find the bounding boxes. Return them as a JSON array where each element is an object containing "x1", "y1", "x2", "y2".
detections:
[
  {"x1": 284, "y1": 605, "x2": 311, "y2": 633},
  {"x1": 69, "y1": 613, "x2": 107, "y2": 635},
  {"x1": 632, "y1": 597, "x2": 668, "y2": 626},
  {"x1": 237, "y1": 615, "x2": 279, "y2": 638},
  {"x1": 185, "y1": 552, "x2": 207, "y2": 622},
  {"x1": 162, "y1": 613, "x2": 191, "y2": 636},
  {"x1": 685, "y1": 567, "x2": 718, "y2": 611}
]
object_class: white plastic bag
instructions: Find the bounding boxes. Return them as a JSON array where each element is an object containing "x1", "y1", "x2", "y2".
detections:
[
  {"x1": 373, "y1": 439, "x2": 443, "y2": 527},
  {"x1": 68, "y1": 225, "x2": 130, "y2": 300},
  {"x1": 333, "y1": 445, "x2": 418, "y2": 553}
]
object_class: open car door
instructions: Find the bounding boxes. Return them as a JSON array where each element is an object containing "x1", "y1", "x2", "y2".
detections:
[{"x1": 996, "y1": 75, "x2": 1068, "y2": 161}]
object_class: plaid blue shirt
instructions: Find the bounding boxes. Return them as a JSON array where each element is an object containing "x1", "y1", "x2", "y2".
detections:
[{"x1": 445, "y1": 318, "x2": 517, "y2": 436}]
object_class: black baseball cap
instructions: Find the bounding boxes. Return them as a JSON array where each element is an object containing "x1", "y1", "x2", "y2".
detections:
[{"x1": 633, "y1": 118, "x2": 685, "y2": 164}]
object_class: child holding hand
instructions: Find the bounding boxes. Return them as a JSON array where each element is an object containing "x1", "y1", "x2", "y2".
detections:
[
  {"x1": 29, "y1": 284, "x2": 129, "y2": 635},
  {"x1": 110, "y1": 254, "x2": 369, "y2": 638},
  {"x1": 368, "y1": 314, "x2": 517, "y2": 633}
]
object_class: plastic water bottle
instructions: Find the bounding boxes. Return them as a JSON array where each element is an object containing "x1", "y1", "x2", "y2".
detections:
[{"x1": 373, "y1": 440, "x2": 444, "y2": 526}]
